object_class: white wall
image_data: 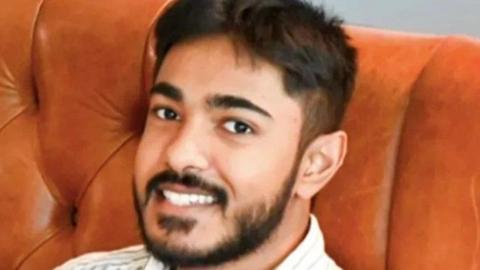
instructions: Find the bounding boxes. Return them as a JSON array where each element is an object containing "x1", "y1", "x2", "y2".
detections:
[{"x1": 314, "y1": 0, "x2": 480, "y2": 37}]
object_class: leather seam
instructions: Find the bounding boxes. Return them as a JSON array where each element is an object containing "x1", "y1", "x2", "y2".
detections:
[
  {"x1": 384, "y1": 36, "x2": 451, "y2": 270},
  {"x1": 71, "y1": 133, "x2": 139, "y2": 256},
  {"x1": 30, "y1": 0, "x2": 70, "y2": 207},
  {"x1": 14, "y1": 226, "x2": 71, "y2": 270},
  {"x1": 75, "y1": 133, "x2": 139, "y2": 207},
  {"x1": 141, "y1": 0, "x2": 176, "y2": 91},
  {"x1": 0, "y1": 107, "x2": 28, "y2": 134}
]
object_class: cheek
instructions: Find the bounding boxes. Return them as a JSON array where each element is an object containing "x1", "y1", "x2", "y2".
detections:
[
  {"x1": 134, "y1": 128, "x2": 171, "y2": 186},
  {"x1": 215, "y1": 136, "x2": 299, "y2": 197}
]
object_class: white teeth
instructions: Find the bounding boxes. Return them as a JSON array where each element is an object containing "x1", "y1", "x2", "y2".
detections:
[{"x1": 163, "y1": 190, "x2": 215, "y2": 206}]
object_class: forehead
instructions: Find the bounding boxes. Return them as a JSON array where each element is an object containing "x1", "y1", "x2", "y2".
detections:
[
  {"x1": 157, "y1": 35, "x2": 278, "y2": 91},
  {"x1": 155, "y1": 35, "x2": 301, "y2": 117}
]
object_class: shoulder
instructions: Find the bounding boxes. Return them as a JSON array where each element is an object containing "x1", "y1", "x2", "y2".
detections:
[{"x1": 55, "y1": 245, "x2": 151, "y2": 270}]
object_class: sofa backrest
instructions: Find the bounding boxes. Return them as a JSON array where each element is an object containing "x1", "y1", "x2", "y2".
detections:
[
  {"x1": 1, "y1": 1, "x2": 479, "y2": 269},
  {"x1": 314, "y1": 27, "x2": 480, "y2": 270}
]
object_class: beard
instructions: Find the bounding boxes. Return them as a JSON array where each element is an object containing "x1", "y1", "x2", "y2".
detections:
[{"x1": 133, "y1": 168, "x2": 296, "y2": 268}]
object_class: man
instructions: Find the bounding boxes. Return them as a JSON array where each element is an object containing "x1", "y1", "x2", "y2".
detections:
[{"x1": 57, "y1": 0, "x2": 356, "y2": 269}]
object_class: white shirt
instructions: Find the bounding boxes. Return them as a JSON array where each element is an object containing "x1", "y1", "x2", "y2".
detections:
[{"x1": 56, "y1": 215, "x2": 341, "y2": 270}]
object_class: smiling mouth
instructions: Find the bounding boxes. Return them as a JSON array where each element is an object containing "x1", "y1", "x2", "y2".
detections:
[{"x1": 157, "y1": 189, "x2": 218, "y2": 207}]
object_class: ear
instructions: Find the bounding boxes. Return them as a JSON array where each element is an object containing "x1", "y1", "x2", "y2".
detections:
[{"x1": 294, "y1": 130, "x2": 347, "y2": 200}]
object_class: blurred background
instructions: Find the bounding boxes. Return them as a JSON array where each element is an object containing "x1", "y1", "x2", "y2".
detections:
[{"x1": 314, "y1": 0, "x2": 480, "y2": 37}]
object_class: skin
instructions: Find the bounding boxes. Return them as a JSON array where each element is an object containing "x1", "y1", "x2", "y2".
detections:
[{"x1": 134, "y1": 34, "x2": 347, "y2": 270}]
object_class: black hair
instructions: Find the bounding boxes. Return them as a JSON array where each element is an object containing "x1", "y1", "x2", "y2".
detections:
[{"x1": 154, "y1": 0, "x2": 357, "y2": 149}]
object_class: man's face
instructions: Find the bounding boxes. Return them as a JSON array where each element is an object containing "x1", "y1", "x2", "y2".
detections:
[{"x1": 134, "y1": 35, "x2": 304, "y2": 267}]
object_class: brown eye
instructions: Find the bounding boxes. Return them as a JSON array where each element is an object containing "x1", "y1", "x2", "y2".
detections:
[
  {"x1": 223, "y1": 120, "x2": 253, "y2": 134},
  {"x1": 154, "y1": 107, "x2": 180, "y2": 121}
]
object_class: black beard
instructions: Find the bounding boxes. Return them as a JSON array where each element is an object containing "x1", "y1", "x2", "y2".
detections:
[{"x1": 133, "y1": 169, "x2": 296, "y2": 268}]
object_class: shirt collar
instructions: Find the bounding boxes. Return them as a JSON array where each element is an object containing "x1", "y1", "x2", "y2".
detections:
[
  {"x1": 274, "y1": 214, "x2": 326, "y2": 270},
  {"x1": 145, "y1": 255, "x2": 167, "y2": 270}
]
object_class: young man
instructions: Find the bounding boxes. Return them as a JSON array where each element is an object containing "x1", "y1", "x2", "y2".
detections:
[{"x1": 57, "y1": 0, "x2": 356, "y2": 269}]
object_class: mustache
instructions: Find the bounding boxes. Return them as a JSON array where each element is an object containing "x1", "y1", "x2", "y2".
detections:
[{"x1": 145, "y1": 170, "x2": 228, "y2": 207}]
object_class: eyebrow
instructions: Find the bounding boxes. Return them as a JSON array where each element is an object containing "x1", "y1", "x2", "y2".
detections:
[
  {"x1": 150, "y1": 82, "x2": 183, "y2": 102},
  {"x1": 207, "y1": 95, "x2": 272, "y2": 118}
]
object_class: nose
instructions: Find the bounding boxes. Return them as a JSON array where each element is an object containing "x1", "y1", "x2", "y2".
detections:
[{"x1": 165, "y1": 120, "x2": 210, "y2": 174}]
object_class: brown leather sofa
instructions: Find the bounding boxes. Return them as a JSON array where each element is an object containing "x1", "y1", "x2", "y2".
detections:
[{"x1": 1, "y1": 0, "x2": 479, "y2": 269}]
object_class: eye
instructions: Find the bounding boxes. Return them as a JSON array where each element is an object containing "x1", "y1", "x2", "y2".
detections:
[
  {"x1": 153, "y1": 107, "x2": 180, "y2": 121},
  {"x1": 223, "y1": 120, "x2": 253, "y2": 134}
]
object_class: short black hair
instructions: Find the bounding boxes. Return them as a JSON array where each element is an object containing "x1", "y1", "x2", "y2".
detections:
[{"x1": 154, "y1": 0, "x2": 357, "y2": 149}]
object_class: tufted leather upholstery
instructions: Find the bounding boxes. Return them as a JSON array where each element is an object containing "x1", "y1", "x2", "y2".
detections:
[{"x1": 1, "y1": 1, "x2": 479, "y2": 269}]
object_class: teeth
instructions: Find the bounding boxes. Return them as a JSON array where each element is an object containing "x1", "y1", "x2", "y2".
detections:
[{"x1": 163, "y1": 190, "x2": 215, "y2": 206}]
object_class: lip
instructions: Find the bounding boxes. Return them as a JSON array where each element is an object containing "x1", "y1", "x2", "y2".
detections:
[{"x1": 156, "y1": 183, "x2": 216, "y2": 197}]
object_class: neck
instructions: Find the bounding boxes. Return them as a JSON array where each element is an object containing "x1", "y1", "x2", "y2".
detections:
[{"x1": 178, "y1": 200, "x2": 311, "y2": 270}]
